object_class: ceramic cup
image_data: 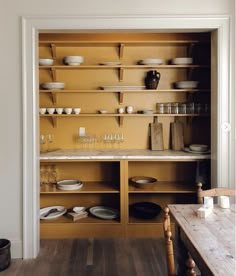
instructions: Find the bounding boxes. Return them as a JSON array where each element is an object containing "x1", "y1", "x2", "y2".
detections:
[
  {"x1": 126, "y1": 105, "x2": 133, "y2": 114},
  {"x1": 56, "y1": 108, "x2": 63, "y2": 114},
  {"x1": 118, "y1": 107, "x2": 124, "y2": 114},
  {"x1": 39, "y1": 108, "x2": 47, "y2": 114},
  {"x1": 64, "y1": 108, "x2": 73, "y2": 114},
  {"x1": 46, "y1": 108, "x2": 55, "y2": 114},
  {"x1": 219, "y1": 196, "x2": 230, "y2": 209},
  {"x1": 203, "y1": 196, "x2": 214, "y2": 209},
  {"x1": 73, "y1": 108, "x2": 81, "y2": 114}
]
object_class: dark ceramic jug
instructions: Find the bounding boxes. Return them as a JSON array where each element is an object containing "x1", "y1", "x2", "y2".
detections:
[{"x1": 144, "y1": 70, "x2": 161, "y2": 89}]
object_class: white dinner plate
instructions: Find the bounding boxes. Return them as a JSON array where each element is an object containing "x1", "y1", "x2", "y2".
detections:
[
  {"x1": 100, "y1": 86, "x2": 145, "y2": 91},
  {"x1": 183, "y1": 147, "x2": 211, "y2": 154},
  {"x1": 56, "y1": 179, "x2": 83, "y2": 190},
  {"x1": 99, "y1": 61, "x2": 121, "y2": 66},
  {"x1": 138, "y1": 58, "x2": 163, "y2": 65},
  {"x1": 89, "y1": 206, "x2": 119, "y2": 220},
  {"x1": 40, "y1": 206, "x2": 67, "y2": 220}
]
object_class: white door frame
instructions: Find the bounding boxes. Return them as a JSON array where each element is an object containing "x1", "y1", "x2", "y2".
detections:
[{"x1": 22, "y1": 15, "x2": 233, "y2": 258}]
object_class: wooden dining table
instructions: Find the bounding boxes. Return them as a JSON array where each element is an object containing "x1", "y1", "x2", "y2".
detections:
[{"x1": 168, "y1": 204, "x2": 236, "y2": 276}]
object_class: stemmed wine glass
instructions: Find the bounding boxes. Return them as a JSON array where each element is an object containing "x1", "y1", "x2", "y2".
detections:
[{"x1": 46, "y1": 134, "x2": 54, "y2": 151}]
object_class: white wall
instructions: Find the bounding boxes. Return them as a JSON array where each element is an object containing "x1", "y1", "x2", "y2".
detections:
[{"x1": 0, "y1": 0, "x2": 234, "y2": 258}]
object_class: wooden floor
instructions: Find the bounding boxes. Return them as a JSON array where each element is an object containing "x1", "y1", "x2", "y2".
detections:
[{"x1": 1, "y1": 238, "x2": 167, "y2": 276}]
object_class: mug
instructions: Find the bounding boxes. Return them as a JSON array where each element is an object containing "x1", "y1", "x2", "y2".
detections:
[
  {"x1": 219, "y1": 196, "x2": 230, "y2": 209},
  {"x1": 203, "y1": 196, "x2": 214, "y2": 209}
]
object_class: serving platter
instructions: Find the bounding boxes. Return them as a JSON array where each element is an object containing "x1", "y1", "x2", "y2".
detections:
[
  {"x1": 183, "y1": 147, "x2": 211, "y2": 154},
  {"x1": 89, "y1": 206, "x2": 119, "y2": 220},
  {"x1": 100, "y1": 86, "x2": 145, "y2": 91},
  {"x1": 40, "y1": 206, "x2": 67, "y2": 220}
]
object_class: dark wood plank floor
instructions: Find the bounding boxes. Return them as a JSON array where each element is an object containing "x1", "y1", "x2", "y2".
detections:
[{"x1": 1, "y1": 238, "x2": 167, "y2": 276}]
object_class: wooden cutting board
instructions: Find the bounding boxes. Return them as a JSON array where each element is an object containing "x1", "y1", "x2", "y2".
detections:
[
  {"x1": 150, "y1": 122, "x2": 164, "y2": 151},
  {"x1": 170, "y1": 122, "x2": 184, "y2": 150}
]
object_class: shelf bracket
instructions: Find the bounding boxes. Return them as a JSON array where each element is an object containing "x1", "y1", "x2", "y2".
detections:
[
  {"x1": 50, "y1": 68, "x2": 56, "y2": 81},
  {"x1": 119, "y1": 116, "x2": 124, "y2": 127},
  {"x1": 119, "y1": 92, "x2": 124, "y2": 105},
  {"x1": 119, "y1": 68, "x2": 124, "y2": 81},
  {"x1": 51, "y1": 92, "x2": 57, "y2": 105},
  {"x1": 50, "y1": 116, "x2": 57, "y2": 128},
  {"x1": 50, "y1": 43, "x2": 56, "y2": 59},
  {"x1": 119, "y1": 43, "x2": 125, "y2": 59}
]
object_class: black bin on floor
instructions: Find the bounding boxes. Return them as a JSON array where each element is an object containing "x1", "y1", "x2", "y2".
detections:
[{"x1": 0, "y1": 239, "x2": 11, "y2": 271}]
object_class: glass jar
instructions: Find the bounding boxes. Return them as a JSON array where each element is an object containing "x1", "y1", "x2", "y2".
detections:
[
  {"x1": 171, "y1": 102, "x2": 179, "y2": 114},
  {"x1": 164, "y1": 103, "x2": 172, "y2": 114},
  {"x1": 157, "y1": 103, "x2": 164, "y2": 114},
  {"x1": 179, "y1": 103, "x2": 187, "y2": 114},
  {"x1": 187, "y1": 102, "x2": 195, "y2": 114}
]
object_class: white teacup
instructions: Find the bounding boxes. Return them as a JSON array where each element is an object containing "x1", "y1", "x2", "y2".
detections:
[
  {"x1": 47, "y1": 108, "x2": 55, "y2": 114},
  {"x1": 203, "y1": 196, "x2": 214, "y2": 209},
  {"x1": 39, "y1": 108, "x2": 46, "y2": 114},
  {"x1": 56, "y1": 108, "x2": 63, "y2": 114},
  {"x1": 64, "y1": 108, "x2": 72, "y2": 114},
  {"x1": 73, "y1": 108, "x2": 81, "y2": 114}
]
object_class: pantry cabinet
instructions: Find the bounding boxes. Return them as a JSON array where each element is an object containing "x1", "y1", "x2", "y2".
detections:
[{"x1": 39, "y1": 32, "x2": 211, "y2": 238}]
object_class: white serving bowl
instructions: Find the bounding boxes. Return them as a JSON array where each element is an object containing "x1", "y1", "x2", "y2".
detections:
[
  {"x1": 39, "y1": 58, "x2": 54, "y2": 66},
  {"x1": 46, "y1": 108, "x2": 55, "y2": 114},
  {"x1": 175, "y1": 81, "x2": 199, "y2": 89},
  {"x1": 41, "y1": 82, "x2": 65, "y2": 90},
  {"x1": 171, "y1": 57, "x2": 193, "y2": 65},
  {"x1": 63, "y1": 56, "x2": 84, "y2": 66},
  {"x1": 73, "y1": 108, "x2": 81, "y2": 114},
  {"x1": 189, "y1": 144, "x2": 208, "y2": 152},
  {"x1": 64, "y1": 108, "x2": 73, "y2": 114},
  {"x1": 39, "y1": 108, "x2": 47, "y2": 114}
]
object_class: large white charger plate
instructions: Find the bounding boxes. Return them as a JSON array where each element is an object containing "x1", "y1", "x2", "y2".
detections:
[
  {"x1": 99, "y1": 61, "x2": 121, "y2": 65},
  {"x1": 100, "y1": 86, "x2": 145, "y2": 90},
  {"x1": 138, "y1": 58, "x2": 163, "y2": 65},
  {"x1": 183, "y1": 147, "x2": 211, "y2": 154},
  {"x1": 40, "y1": 206, "x2": 67, "y2": 220},
  {"x1": 89, "y1": 206, "x2": 119, "y2": 220},
  {"x1": 57, "y1": 179, "x2": 83, "y2": 191}
]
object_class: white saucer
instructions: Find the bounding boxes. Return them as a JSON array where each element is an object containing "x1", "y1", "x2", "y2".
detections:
[{"x1": 183, "y1": 147, "x2": 211, "y2": 154}]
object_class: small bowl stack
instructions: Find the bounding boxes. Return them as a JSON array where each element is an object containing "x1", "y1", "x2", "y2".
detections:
[
  {"x1": 39, "y1": 58, "x2": 54, "y2": 66},
  {"x1": 41, "y1": 82, "x2": 65, "y2": 90},
  {"x1": 189, "y1": 144, "x2": 208, "y2": 152},
  {"x1": 63, "y1": 56, "x2": 84, "y2": 66}
]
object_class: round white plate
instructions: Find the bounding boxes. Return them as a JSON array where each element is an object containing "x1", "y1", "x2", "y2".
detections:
[
  {"x1": 40, "y1": 206, "x2": 67, "y2": 220},
  {"x1": 99, "y1": 62, "x2": 121, "y2": 65},
  {"x1": 183, "y1": 147, "x2": 211, "y2": 154},
  {"x1": 57, "y1": 183, "x2": 83, "y2": 191},
  {"x1": 100, "y1": 86, "x2": 145, "y2": 91},
  {"x1": 89, "y1": 206, "x2": 119, "y2": 220},
  {"x1": 138, "y1": 58, "x2": 163, "y2": 65}
]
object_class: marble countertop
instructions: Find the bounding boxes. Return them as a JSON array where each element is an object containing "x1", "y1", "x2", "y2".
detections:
[{"x1": 40, "y1": 149, "x2": 211, "y2": 161}]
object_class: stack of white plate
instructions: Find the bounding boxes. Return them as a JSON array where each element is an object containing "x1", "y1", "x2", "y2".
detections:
[
  {"x1": 41, "y1": 82, "x2": 65, "y2": 90},
  {"x1": 138, "y1": 58, "x2": 163, "y2": 65},
  {"x1": 171, "y1": 57, "x2": 193, "y2": 65},
  {"x1": 56, "y1": 180, "x2": 83, "y2": 191}
]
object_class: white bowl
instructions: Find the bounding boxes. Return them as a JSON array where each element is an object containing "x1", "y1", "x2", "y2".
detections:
[
  {"x1": 171, "y1": 57, "x2": 193, "y2": 65},
  {"x1": 189, "y1": 144, "x2": 208, "y2": 152},
  {"x1": 46, "y1": 108, "x2": 55, "y2": 114},
  {"x1": 175, "y1": 81, "x2": 199, "y2": 89},
  {"x1": 138, "y1": 58, "x2": 163, "y2": 65},
  {"x1": 39, "y1": 108, "x2": 47, "y2": 114},
  {"x1": 56, "y1": 108, "x2": 64, "y2": 114},
  {"x1": 64, "y1": 108, "x2": 72, "y2": 114},
  {"x1": 63, "y1": 56, "x2": 84, "y2": 65},
  {"x1": 73, "y1": 108, "x2": 81, "y2": 114},
  {"x1": 39, "y1": 58, "x2": 54, "y2": 66},
  {"x1": 41, "y1": 82, "x2": 65, "y2": 90},
  {"x1": 98, "y1": 110, "x2": 108, "y2": 114}
]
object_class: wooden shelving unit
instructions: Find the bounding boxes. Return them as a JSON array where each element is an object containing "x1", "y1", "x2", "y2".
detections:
[{"x1": 39, "y1": 32, "x2": 211, "y2": 239}]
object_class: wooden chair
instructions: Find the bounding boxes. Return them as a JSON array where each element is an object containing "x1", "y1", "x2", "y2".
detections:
[
  {"x1": 163, "y1": 207, "x2": 196, "y2": 276},
  {"x1": 197, "y1": 182, "x2": 236, "y2": 204}
]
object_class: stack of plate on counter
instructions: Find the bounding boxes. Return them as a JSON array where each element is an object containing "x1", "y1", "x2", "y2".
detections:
[
  {"x1": 56, "y1": 179, "x2": 83, "y2": 191},
  {"x1": 138, "y1": 58, "x2": 163, "y2": 65}
]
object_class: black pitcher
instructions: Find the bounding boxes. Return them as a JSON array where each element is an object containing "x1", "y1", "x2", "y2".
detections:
[{"x1": 144, "y1": 70, "x2": 161, "y2": 89}]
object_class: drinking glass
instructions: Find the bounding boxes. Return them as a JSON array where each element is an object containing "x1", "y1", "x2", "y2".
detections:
[{"x1": 47, "y1": 134, "x2": 54, "y2": 151}]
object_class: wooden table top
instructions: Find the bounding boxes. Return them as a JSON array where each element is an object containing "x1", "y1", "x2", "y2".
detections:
[{"x1": 168, "y1": 204, "x2": 236, "y2": 276}]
